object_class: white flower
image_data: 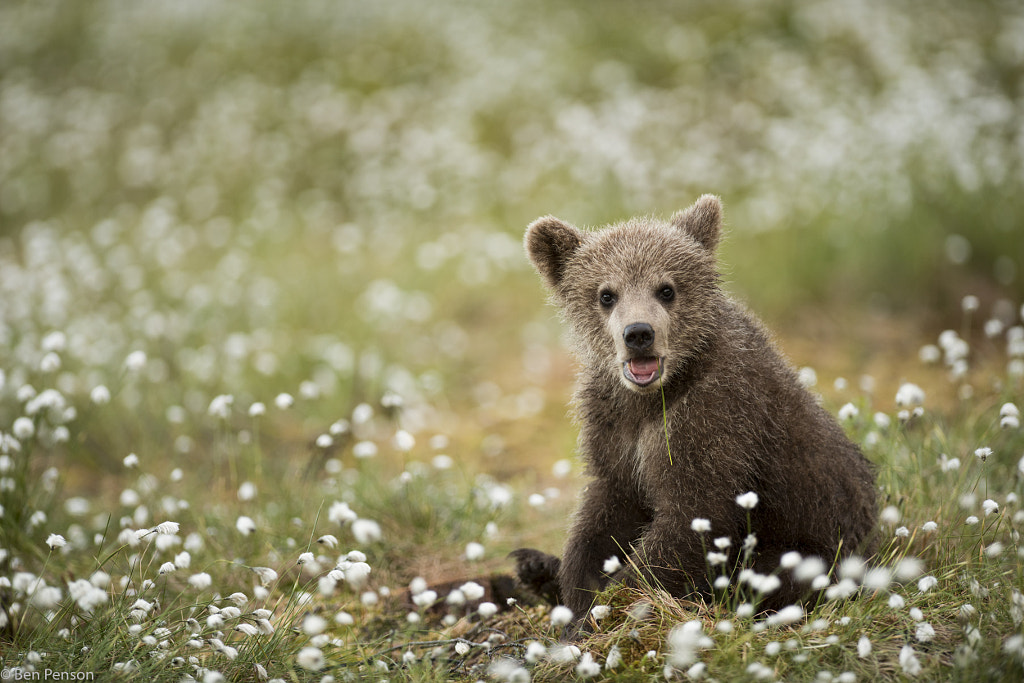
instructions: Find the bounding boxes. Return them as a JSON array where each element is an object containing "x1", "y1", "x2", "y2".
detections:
[
  {"x1": 236, "y1": 516, "x2": 257, "y2": 535},
  {"x1": 478, "y1": 602, "x2": 498, "y2": 618},
  {"x1": 857, "y1": 635, "x2": 872, "y2": 658},
  {"x1": 90, "y1": 385, "x2": 111, "y2": 404},
  {"x1": 576, "y1": 652, "x2": 601, "y2": 678},
  {"x1": 916, "y1": 622, "x2": 935, "y2": 642},
  {"x1": 328, "y1": 501, "x2": 358, "y2": 524},
  {"x1": 605, "y1": 644, "x2": 622, "y2": 669},
  {"x1": 922, "y1": 521, "x2": 938, "y2": 533},
  {"x1": 125, "y1": 350, "x2": 147, "y2": 371},
  {"x1": 188, "y1": 573, "x2": 212, "y2": 589},
  {"x1": 779, "y1": 551, "x2": 801, "y2": 569},
  {"x1": 46, "y1": 533, "x2": 67, "y2": 549},
  {"x1": 236, "y1": 481, "x2": 257, "y2": 501},
  {"x1": 917, "y1": 575, "x2": 938, "y2": 593},
  {"x1": 343, "y1": 562, "x2": 372, "y2": 587},
  {"x1": 352, "y1": 402, "x2": 374, "y2": 424},
  {"x1": 895, "y1": 526, "x2": 910, "y2": 538},
  {"x1": 316, "y1": 434, "x2": 333, "y2": 448},
  {"x1": 880, "y1": 505, "x2": 901, "y2": 525},
  {"x1": 603, "y1": 556, "x2": 621, "y2": 573},
  {"x1": 755, "y1": 574, "x2": 782, "y2": 594},
  {"x1": 974, "y1": 447, "x2": 992, "y2": 462},
  {"x1": 298, "y1": 552, "x2": 315, "y2": 565},
  {"x1": 460, "y1": 581, "x2": 485, "y2": 601},
  {"x1": 735, "y1": 491, "x2": 759, "y2": 509},
  {"x1": 317, "y1": 534, "x2": 339, "y2": 549},
  {"x1": 154, "y1": 521, "x2": 179, "y2": 535},
  {"x1": 838, "y1": 403, "x2": 859, "y2": 420},
  {"x1": 412, "y1": 590, "x2": 438, "y2": 607},
  {"x1": 1005, "y1": 634, "x2": 1024, "y2": 659},
  {"x1": 690, "y1": 518, "x2": 711, "y2": 533},
  {"x1": 966, "y1": 515, "x2": 979, "y2": 525},
  {"x1": 899, "y1": 645, "x2": 922, "y2": 676},
  {"x1": 393, "y1": 430, "x2": 415, "y2": 451},
  {"x1": 895, "y1": 383, "x2": 925, "y2": 408},
  {"x1": 667, "y1": 620, "x2": 712, "y2": 668},
  {"x1": 983, "y1": 499, "x2": 999, "y2": 516},
  {"x1": 465, "y1": 542, "x2": 485, "y2": 561},
  {"x1": 296, "y1": 646, "x2": 325, "y2": 671},
  {"x1": 489, "y1": 658, "x2": 530, "y2": 682},
  {"x1": 248, "y1": 402, "x2": 266, "y2": 417},
  {"x1": 550, "y1": 605, "x2": 574, "y2": 627},
  {"x1": 591, "y1": 605, "x2": 610, "y2": 620},
  {"x1": 352, "y1": 518, "x2": 382, "y2": 544},
  {"x1": 765, "y1": 605, "x2": 804, "y2": 626},
  {"x1": 939, "y1": 454, "x2": 961, "y2": 472},
  {"x1": 888, "y1": 593, "x2": 906, "y2": 609},
  {"x1": 861, "y1": 567, "x2": 893, "y2": 592},
  {"x1": 274, "y1": 393, "x2": 294, "y2": 409},
  {"x1": 302, "y1": 615, "x2": 327, "y2": 636},
  {"x1": 706, "y1": 551, "x2": 729, "y2": 566},
  {"x1": 208, "y1": 394, "x2": 233, "y2": 418},
  {"x1": 794, "y1": 556, "x2": 826, "y2": 582},
  {"x1": 919, "y1": 344, "x2": 941, "y2": 364},
  {"x1": 68, "y1": 579, "x2": 108, "y2": 613},
  {"x1": 353, "y1": 440, "x2": 378, "y2": 458},
  {"x1": 13, "y1": 417, "x2": 34, "y2": 440}
]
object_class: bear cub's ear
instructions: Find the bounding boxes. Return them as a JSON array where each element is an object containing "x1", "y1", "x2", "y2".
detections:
[
  {"x1": 525, "y1": 216, "x2": 583, "y2": 290},
  {"x1": 670, "y1": 194, "x2": 723, "y2": 252}
]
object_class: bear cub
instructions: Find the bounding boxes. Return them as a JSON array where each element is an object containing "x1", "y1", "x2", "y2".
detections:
[{"x1": 512, "y1": 195, "x2": 877, "y2": 623}]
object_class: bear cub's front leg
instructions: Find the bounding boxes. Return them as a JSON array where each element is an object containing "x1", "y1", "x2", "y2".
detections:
[{"x1": 509, "y1": 547, "x2": 561, "y2": 605}]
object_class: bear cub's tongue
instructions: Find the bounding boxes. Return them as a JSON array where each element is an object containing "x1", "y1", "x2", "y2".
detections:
[{"x1": 628, "y1": 357, "x2": 660, "y2": 383}]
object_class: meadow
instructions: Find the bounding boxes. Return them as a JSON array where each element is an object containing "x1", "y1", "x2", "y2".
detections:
[{"x1": 1, "y1": 0, "x2": 1024, "y2": 680}]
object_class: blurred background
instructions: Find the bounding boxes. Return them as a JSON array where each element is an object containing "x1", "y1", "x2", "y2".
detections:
[{"x1": 2, "y1": 0, "x2": 1023, "y2": 482}]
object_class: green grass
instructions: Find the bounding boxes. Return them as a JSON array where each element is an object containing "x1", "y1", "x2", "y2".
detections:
[{"x1": 2, "y1": 0, "x2": 1024, "y2": 680}]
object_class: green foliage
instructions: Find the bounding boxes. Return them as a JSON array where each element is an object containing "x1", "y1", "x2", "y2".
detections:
[{"x1": 1, "y1": 0, "x2": 1024, "y2": 680}]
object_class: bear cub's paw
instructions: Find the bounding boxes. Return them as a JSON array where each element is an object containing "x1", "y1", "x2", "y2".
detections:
[{"x1": 509, "y1": 548, "x2": 561, "y2": 605}]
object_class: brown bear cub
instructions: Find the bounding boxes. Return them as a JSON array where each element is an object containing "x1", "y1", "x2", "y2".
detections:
[{"x1": 512, "y1": 195, "x2": 877, "y2": 624}]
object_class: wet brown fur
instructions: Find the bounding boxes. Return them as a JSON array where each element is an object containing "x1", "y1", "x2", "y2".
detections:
[{"x1": 512, "y1": 196, "x2": 877, "y2": 621}]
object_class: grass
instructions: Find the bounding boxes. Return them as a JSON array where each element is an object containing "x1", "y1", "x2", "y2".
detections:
[{"x1": 2, "y1": 0, "x2": 1024, "y2": 680}]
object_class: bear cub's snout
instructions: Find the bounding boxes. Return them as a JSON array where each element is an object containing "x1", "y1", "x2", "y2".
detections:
[{"x1": 623, "y1": 322, "x2": 655, "y2": 351}]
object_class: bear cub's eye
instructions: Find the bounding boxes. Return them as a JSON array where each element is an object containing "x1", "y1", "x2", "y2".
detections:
[
  {"x1": 657, "y1": 285, "x2": 676, "y2": 302},
  {"x1": 599, "y1": 290, "x2": 617, "y2": 308}
]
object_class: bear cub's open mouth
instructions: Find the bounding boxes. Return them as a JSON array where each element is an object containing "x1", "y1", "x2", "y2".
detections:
[{"x1": 623, "y1": 357, "x2": 663, "y2": 386}]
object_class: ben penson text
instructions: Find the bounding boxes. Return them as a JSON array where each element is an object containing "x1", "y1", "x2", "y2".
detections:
[{"x1": 1, "y1": 671, "x2": 95, "y2": 681}]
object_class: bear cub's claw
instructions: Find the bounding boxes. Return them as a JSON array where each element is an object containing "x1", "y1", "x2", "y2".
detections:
[{"x1": 509, "y1": 548, "x2": 561, "y2": 605}]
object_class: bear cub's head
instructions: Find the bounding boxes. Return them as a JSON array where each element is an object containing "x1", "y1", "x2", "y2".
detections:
[{"x1": 525, "y1": 195, "x2": 724, "y2": 393}]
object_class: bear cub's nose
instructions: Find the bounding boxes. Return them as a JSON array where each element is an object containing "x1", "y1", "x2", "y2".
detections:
[{"x1": 623, "y1": 322, "x2": 655, "y2": 352}]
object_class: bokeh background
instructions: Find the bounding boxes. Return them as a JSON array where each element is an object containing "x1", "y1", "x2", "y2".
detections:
[{"x1": 2, "y1": 0, "x2": 1023, "y2": 487}]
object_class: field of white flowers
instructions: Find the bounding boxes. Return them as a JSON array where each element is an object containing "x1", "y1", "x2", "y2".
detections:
[{"x1": 2, "y1": 0, "x2": 1024, "y2": 680}]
